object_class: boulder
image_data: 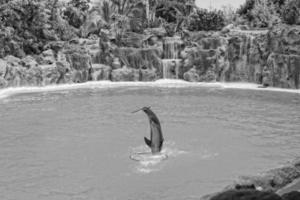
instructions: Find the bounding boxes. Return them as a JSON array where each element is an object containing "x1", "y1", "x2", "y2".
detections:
[
  {"x1": 91, "y1": 64, "x2": 111, "y2": 81},
  {"x1": 111, "y1": 66, "x2": 134, "y2": 82},
  {"x1": 187, "y1": 48, "x2": 217, "y2": 74},
  {"x1": 209, "y1": 190, "x2": 282, "y2": 200},
  {"x1": 0, "y1": 77, "x2": 7, "y2": 88},
  {"x1": 267, "y1": 53, "x2": 300, "y2": 89},
  {"x1": 200, "y1": 37, "x2": 223, "y2": 50},
  {"x1": 294, "y1": 159, "x2": 300, "y2": 171},
  {"x1": 41, "y1": 64, "x2": 65, "y2": 85},
  {"x1": 4, "y1": 55, "x2": 21, "y2": 66},
  {"x1": 45, "y1": 41, "x2": 65, "y2": 52},
  {"x1": 200, "y1": 69, "x2": 217, "y2": 82},
  {"x1": 281, "y1": 191, "x2": 300, "y2": 200},
  {"x1": 144, "y1": 27, "x2": 167, "y2": 38},
  {"x1": 21, "y1": 56, "x2": 38, "y2": 69},
  {"x1": 140, "y1": 68, "x2": 157, "y2": 82},
  {"x1": 236, "y1": 166, "x2": 300, "y2": 192},
  {"x1": 24, "y1": 66, "x2": 43, "y2": 86},
  {"x1": 221, "y1": 34, "x2": 264, "y2": 82},
  {"x1": 221, "y1": 24, "x2": 234, "y2": 34},
  {"x1": 0, "y1": 59, "x2": 7, "y2": 78},
  {"x1": 65, "y1": 48, "x2": 92, "y2": 83},
  {"x1": 268, "y1": 25, "x2": 300, "y2": 55},
  {"x1": 42, "y1": 29, "x2": 59, "y2": 41},
  {"x1": 39, "y1": 49, "x2": 56, "y2": 65},
  {"x1": 4, "y1": 64, "x2": 26, "y2": 87},
  {"x1": 183, "y1": 67, "x2": 200, "y2": 82},
  {"x1": 3, "y1": 56, "x2": 25, "y2": 86}
]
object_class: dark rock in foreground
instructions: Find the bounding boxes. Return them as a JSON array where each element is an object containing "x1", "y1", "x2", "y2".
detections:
[
  {"x1": 281, "y1": 191, "x2": 300, "y2": 200},
  {"x1": 209, "y1": 190, "x2": 282, "y2": 200},
  {"x1": 202, "y1": 189, "x2": 300, "y2": 200},
  {"x1": 232, "y1": 166, "x2": 300, "y2": 192}
]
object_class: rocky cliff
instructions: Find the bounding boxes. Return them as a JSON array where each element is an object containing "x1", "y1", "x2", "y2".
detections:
[{"x1": 0, "y1": 25, "x2": 299, "y2": 89}]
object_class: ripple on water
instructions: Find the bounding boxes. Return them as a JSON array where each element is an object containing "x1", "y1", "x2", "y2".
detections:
[{"x1": 129, "y1": 141, "x2": 218, "y2": 174}]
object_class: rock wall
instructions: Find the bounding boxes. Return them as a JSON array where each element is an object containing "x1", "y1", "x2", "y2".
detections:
[
  {"x1": 266, "y1": 25, "x2": 300, "y2": 89},
  {"x1": 0, "y1": 41, "x2": 95, "y2": 88},
  {"x1": 0, "y1": 25, "x2": 299, "y2": 89},
  {"x1": 201, "y1": 159, "x2": 300, "y2": 200}
]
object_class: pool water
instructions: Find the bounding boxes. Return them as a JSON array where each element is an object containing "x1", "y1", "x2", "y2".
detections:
[{"x1": 0, "y1": 82, "x2": 299, "y2": 200}]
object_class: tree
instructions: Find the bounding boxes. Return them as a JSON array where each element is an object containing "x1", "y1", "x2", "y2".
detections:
[
  {"x1": 237, "y1": 0, "x2": 284, "y2": 27},
  {"x1": 155, "y1": 0, "x2": 195, "y2": 24},
  {"x1": 63, "y1": 0, "x2": 90, "y2": 28},
  {"x1": 282, "y1": 0, "x2": 300, "y2": 25},
  {"x1": 250, "y1": 0, "x2": 281, "y2": 27},
  {"x1": 187, "y1": 8, "x2": 225, "y2": 31}
]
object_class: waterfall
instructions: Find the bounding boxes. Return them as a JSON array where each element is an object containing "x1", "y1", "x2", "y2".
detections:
[
  {"x1": 161, "y1": 59, "x2": 181, "y2": 79},
  {"x1": 163, "y1": 36, "x2": 183, "y2": 59},
  {"x1": 161, "y1": 36, "x2": 183, "y2": 79},
  {"x1": 236, "y1": 35, "x2": 255, "y2": 81}
]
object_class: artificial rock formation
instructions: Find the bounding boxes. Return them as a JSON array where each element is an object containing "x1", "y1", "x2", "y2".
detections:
[
  {"x1": 265, "y1": 25, "x2": 300, "y2": 89},
  {"x1": 91, "y1": 64, "x2": 111, "y2": 81},
  {"x1": 208, "y1": 190, "x2": 282, "y2": 200},
  {"x1": 111, "y1": 66, "x2": 135, "y2": 82},
  {"x1": 0, "y1": 25, "x2": 299, "y2": 89}
]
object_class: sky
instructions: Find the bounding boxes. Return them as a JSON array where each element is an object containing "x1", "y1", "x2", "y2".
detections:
[{"x1": 196, "y1": 0, "x2": 246, "y2": 9}]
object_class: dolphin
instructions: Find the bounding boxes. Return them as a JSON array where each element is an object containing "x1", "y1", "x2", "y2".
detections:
[{"x1": 132, "y1": 107, "x2": 164, "y2": 154}]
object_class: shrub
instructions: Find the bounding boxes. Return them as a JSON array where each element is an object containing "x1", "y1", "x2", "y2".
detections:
[
  {"x1": 250, "y1": 0, "x2": 281, "y2": 28},
  {"x1": 221, "y1": 5, "x2": 238, "y2": 25},
  {"x1": 237, "y1": 0, "x2": 282, "y2": 28},
  {"x1": 155, "y1": 0, "x2": 194, "y2": 24},
  {"x1": 282, "y1": 0, "x2": 300, "y2": 25},
  {"x1": 187, "y1": 9, "x2": 225, "y2": 31},
  {"x1": 63, "y1": 0, "x2": 90, "y2": 29},
  {"x1": 237, "y1": 0, "x2": 255, "y2": 21}
]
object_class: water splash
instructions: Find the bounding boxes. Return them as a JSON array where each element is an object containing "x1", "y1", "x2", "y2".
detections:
[
  {"x1": 161, "y1": 59, "x2": 182, "y2": 79},
  {"x1": 130, "y1": 141, "x2": 188, "y2": 174}
]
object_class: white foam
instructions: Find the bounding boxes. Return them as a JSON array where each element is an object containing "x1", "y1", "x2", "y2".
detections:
[
  {"x1": 130, "y1": 141, "x2": 188, "y2": 174},
  {"x1": 0, "y1": 80, "x2": 299, "y2": 99}
]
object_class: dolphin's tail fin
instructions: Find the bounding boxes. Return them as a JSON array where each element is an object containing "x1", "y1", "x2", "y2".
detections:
[{"x1": 144, "y1": 137, "x2": 152, "y2": 148}]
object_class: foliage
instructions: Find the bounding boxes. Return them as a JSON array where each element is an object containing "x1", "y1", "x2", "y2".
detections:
[
  {"x1": 0, "y1": 0, "x2": 51, "y2": 56},
  {"x1": 88, "y1": 0, "x2": 147, "y2": 34},
  {"x1": 282, "y1": 0, "x2": 300, "y2": 25},
  {"x1": 187, "y1": 8, "x2": 225, "y2": 31},
  {"x1": 98, "y1": 0, "x2": 114, "y2": 24},
  {"x1": 63, "y1": 0, "x2": 90, "y2": 28},
  {"x1": 0, "y1": 0, "x2": 82, "y2": 57},
  {"x1": 155, "y1": 0, "x2": 195, "y2": 32},
  {"x1": 68, "y1": 0, "x2": 90, "y2": 12},
  {"x1": 237, "y1": 0, "x2": 255, "y2": 21},
  {"x1": 221, "y1": 5, "x2": 238, "y2": 25},
  {"x1": 250, "y1": 0, "x2": 281, "y2": 28},
  {"x1": 237, "y1": 0, "x2": 300, "y2": 27}
]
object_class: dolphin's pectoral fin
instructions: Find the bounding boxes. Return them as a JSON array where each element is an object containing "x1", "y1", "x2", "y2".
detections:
[{"x1": 144, "y1": 137, "x2": 152, "y2": 148}]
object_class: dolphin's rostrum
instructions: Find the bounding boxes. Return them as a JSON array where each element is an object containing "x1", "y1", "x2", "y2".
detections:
[{"x1": 132, "y1": 107, "x2": 164, "y2": 154}]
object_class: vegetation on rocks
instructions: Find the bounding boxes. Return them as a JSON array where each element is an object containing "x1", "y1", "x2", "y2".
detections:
[
  {"x1": 237, "y1": 0, "x2": 300, "y2": 27},
  {"x1": 187, "y1": 9, "x2": 225, "y2": 31},
  {"x1": 0, "y1": 0, "x2": 299, "y2": 89}
]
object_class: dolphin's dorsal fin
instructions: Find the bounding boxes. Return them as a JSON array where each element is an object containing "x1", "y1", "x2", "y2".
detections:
[{"x1": 144, "y1": 137, "x2": 152, "y2": 148}]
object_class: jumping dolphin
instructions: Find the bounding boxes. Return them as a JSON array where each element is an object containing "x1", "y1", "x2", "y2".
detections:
[{"x1": 132, "y1": 107, "x2": 164, "y2": 154}]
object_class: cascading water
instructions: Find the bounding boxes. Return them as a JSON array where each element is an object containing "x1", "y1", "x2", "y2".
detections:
[
  {"x1": 161, "y1": 37, "x2": 183, "y2": 79},
  {"x1": 163, "y1": 36, "x2": 183, "y2": 59},
  {"x1": 224, "y1": 33, "x2": 257, "y2": 82},
  {"x1": 236, "y1": 35, "x2": 254, "y2": 81},
  {"x1": 162, "y1": 59, "x2": 182, "y2": 79}
]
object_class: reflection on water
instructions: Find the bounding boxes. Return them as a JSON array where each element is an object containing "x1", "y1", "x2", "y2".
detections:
[{"x1": 0, "y1": 85, "x2": 299, "y2": 200}]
